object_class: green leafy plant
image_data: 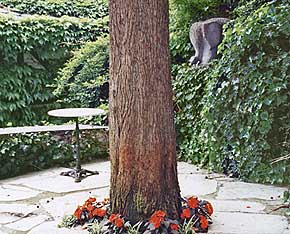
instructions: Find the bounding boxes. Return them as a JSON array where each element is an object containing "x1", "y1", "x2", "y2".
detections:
[
  {"x1": 54, "y1": 36, "x2": 109, "y2": 109},
  {"x1": 85, "y1": 222, "x2": 104, "y2": 234},
  {"x1": 58, "y1": 215, "x2": 77, "y2": 228},
  {"x1": 0, "y1": 0, "x2": 108, "y2": 19},
  {"x1": 0, "y1": 129, "x2": 108, "y2": 179},
  {"x1": 60, "y1": 196, "x2": 213, "y2": 233},
  {"x1": 173, "y1": 1, "x2": 290, "y2": 184},
  {"x1": 0, "y1": 13, "x2": 108, "y2": 126}
]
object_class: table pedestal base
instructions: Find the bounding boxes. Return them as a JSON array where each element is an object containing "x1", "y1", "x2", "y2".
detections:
[{"x1": 60, "y1": 168, "x2": 99, "y2": 183}]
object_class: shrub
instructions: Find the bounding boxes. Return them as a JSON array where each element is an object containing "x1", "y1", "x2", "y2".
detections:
[
  {"x1": 0, "y1": 14, "x2": 108, "y2": 126},
  {"x1": 54, "y1": 36, "x2": 109, "y2": 109},
  {"x1": 0, "y1": 0, "x2": 108, "y2": 19},
  {"x1": 173, "y1": 64, "x2": 211, "y2": 165},
  {"x1": 173, "y1": 1, "x2": 290, "y2": 184},
  {"x1": 0, "y1": 129, "x2": 108, "y2": 179}
]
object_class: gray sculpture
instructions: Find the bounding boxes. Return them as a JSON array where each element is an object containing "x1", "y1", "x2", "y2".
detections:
[{"x1": 189, "y1": 18, "x2": 229, "y2": 65}]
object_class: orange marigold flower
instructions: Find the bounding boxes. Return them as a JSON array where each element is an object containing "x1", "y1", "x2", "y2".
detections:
[
  {"x1": 153, "y1": 210, "x2": 166, "y2": 218},
  {"x1": 86, "y1": 197, "x2": 96, "y2": 203},
  {"x1": 149, "y1": 210, "x2": 166, "y2": 228},
  {"x1": 92, "y1": 208, "x2": 106, "y2": 217},
  {"x1": 187, "y1": 196, "x2": 199, "y2": 209},
  {"x1": 115, "y1": 217, "x2": 124, "y2": 228},
  {"x1": 109, "y1": 214, "x2": 118, "y2": 223},
  {"x1": 86, "y1": 204, "x2": 94, "y2": 212},
  {"x1": 180, "y1": 208, "x2": 191, "y2": 219},
  {"x1": 170, "y1": 223, "x2": 179, "y2": 230},
  {"x1": 205, "y1": 202, "x2": 213, "y2": 215},
  {"x1": 199, "y1": 215, "x2": 208, "y2": 230},
  {"x1": 150, "y1": 216, "x2": 163, "y2": 228},
  {"x1": 74, "y1": 206, "x2": 83, "y2": 219}
]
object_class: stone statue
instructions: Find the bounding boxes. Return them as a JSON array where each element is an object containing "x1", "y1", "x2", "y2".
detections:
[{"x1": 189, "y1": 18, "x2": 229, "y2": 65}]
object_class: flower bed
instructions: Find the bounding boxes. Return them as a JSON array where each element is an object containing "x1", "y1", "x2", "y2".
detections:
[{"x1": 60, "y1": 196, "x2": 213, "y2": 233}]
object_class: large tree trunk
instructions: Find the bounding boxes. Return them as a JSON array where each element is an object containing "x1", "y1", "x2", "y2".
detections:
[{"x1": 109, "y1": 0, "x2": 181, "y2": 221}]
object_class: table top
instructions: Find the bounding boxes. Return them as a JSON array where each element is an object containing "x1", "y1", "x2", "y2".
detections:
[{"x1": 48, "y1": 108, "x2": 105, "y2": 118}]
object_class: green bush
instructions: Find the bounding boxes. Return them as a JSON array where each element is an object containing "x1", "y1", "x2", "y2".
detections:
[
  {"x1": 0, "y1": 0, "x2": 108, "y2": 19},
  {"x1": 0, "y1": 14, "x2": 108, "y2": 126},
  {"x1": 54, "y1": 36, "x2": 109, "y2": 108},
  {"x1": 0, "y1": 129, "x2": 108, "y2": 179},
  {"x1": 173, "y1": 64, "x2": 211, "y2": 165},
  {"x1": 173, "y1": 1, "x2": 290, "y2": 184}
]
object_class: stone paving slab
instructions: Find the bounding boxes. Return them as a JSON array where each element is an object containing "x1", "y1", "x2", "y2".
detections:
[
  {"x1": 0, "y1": 204, "x2": 37, "y2": 224},
  {"x1": 282, "y1": 227, "x2": 290, "y2": 234},
  {"x1": 5, "y1": 214, "x2": 50, "y2": 232},
  {"x1": 5, "y1": 168, "x2": 109, "y2": 194},
  {"x1": 177, "y1": 162, "x2": 205, "y2": 174},
  {"x1": 217, "y1": 181, "x2": 287, "y2": 200},
  {"x1": 0, "y1": 160, "x2": 289, "y2": 234},
  {"x1": 40, "y1": 187, "x2": 109, "y2": 221},
  {"x1": 208, "y1": 200, "x2": 266, "y2": 213},
  {"x1": 0, "y1": 185, "x2": 40, "y2": 202},
  {"x1": 27, "y1": 221, "x2": 87, "y2": 234},
  {"x1": 208, "y1": 212, "x2": 289, "y2": 234},
  {"x1": 179, "y1": 174, "x2": 217, "y2": 196}
]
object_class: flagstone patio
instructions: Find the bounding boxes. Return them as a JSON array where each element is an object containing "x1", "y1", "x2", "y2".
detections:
[{"x1": 0, "y1": 160, "x2": 289, "y2": 234}]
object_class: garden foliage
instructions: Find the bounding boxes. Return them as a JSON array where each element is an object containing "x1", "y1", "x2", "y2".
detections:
[
  {"x1": 60, "y1": 196, "x2": 213, "y2": 234},
  {"x1": 0, "y1": 0, "x2": 108, "y2": 19},
  {"x1": 0, "y1": 130, "x2": 108, "y2": 179},
  {"x1": 54, "y1": 36, "x2": 109, "y2": 108},
  {"x1": 173, "y1": 0, "x2": 290, "y2": 184},
  {"x1": 0, "y1": 13, "x2": 108, "y2": 126},
  {"x1": 0, "y1": 0, "x2": 289, "y2": 185}
]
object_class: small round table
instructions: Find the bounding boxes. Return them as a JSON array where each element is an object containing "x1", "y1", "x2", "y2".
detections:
[{"x1": 48, "y1": 108, "x2": 105, "y2": 182}]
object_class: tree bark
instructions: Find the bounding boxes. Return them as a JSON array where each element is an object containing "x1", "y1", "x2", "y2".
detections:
[{"x1": 109, "y1": 0, "x2": 181, "y2": 221}]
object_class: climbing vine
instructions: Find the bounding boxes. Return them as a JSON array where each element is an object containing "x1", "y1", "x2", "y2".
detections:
[
  {"x1": 0, "y1": 14, "x2": 108, "y2": 126},
  {"x1": 0, "y1": 0, "x2": 108, "y2": 19},
  {"x1": 173, "y1": 1, "x2": 290, "y2": 184},
  {"x1": 54, "y1": 36, "x2": 109, "y2": 109}
]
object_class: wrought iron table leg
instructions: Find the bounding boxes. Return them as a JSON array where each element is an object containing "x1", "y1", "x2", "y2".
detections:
[{"x1": 60, "y1": 118, "x2": 99, "y2": 182}]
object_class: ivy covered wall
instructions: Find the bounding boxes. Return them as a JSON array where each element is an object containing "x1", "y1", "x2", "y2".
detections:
[
  {"x1": 173, "y1": 0, "x2": 290, "y2": 184},
  {"x1": 0, "y1": 0, "x2": 108, "y2": 19},
  {"x1": 0, "y1": 3, "x2": 108, "y2": 126},
  {"x1": 0, "y1": 0, "x2": 288, "y2": 184}
]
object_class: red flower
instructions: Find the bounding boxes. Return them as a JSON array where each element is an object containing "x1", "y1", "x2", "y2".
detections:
[
  {"x1": 115, "y1": 217, "x2": 124, "y2": 228},
  {"x1": 149, "y1": 210, "x2": 166, "y2": 228},
  {"x1": 204, "y1": 202, "x2": 213, "y2": 215},
  {"x1": 74, "y1": 206, "x2": 83, "y2": 219},
  {"x1": 86, "y1": 197, "x2": 96, "y2": 203},
  {"x1": 199, "y1": 215, "x2": 208, "y2": 230},
  {"x1": 86, "y1": 204, "x2": 94, "y2": 212},
  {"x1": 109, "y1": 214, "x2": 118, "y2": 223},
  {"x1": 187, "y1": 196, "x2": 199, "y2": 209},
  {"x1": 170, "y1": 223, "x2": 179, "y2": 230},
  {"x1": 92, "y1": 208, "x2": 106, "y2": 217},
  {"x1": 180, "y1": 208, "x2": 191, "y2": 219},
  {"x1": 109, "y1": 214, "x2": 124, "y2": 228}
]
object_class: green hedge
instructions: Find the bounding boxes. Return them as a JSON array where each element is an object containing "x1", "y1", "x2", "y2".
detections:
[
  {"x1": 0, "y1": 14, "x2": 108, "y2": 126},
  {"x1": 0, "y1": 129, "x2": 108, "y2": 179},
  {"x1": 54, "y1": 36, "x2": 109, "y2": 109},
  {"x1": 0, "y1": 0, "x2": 108, "y2": 19},
  {"x1": 173, "y1": 1, "x2": 290, "y2": 184}
]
